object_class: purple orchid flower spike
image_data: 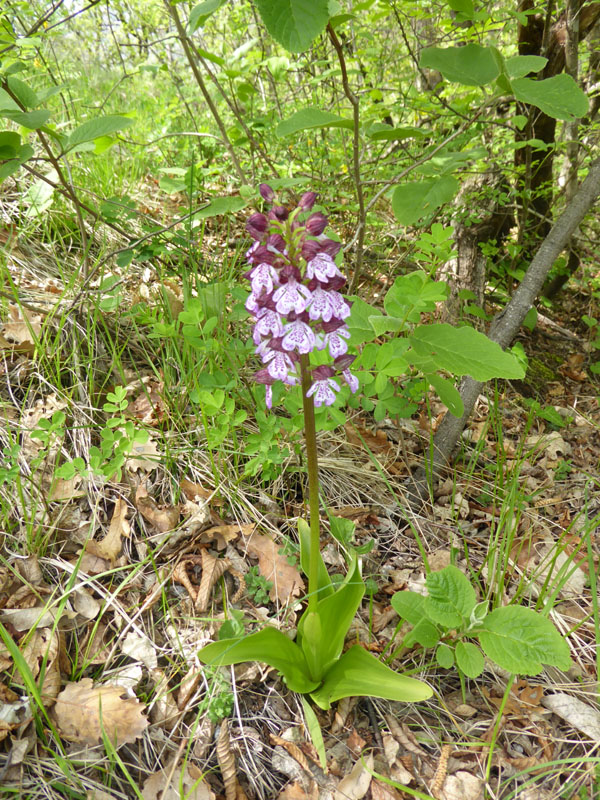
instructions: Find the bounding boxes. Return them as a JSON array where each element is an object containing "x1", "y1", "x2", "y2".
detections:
[{"x1": 244, "y1": 187, "x2": 359, "y2": 410}]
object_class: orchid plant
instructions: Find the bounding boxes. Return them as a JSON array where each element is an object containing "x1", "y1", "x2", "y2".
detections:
[{"x1": 197, "y1": 186, "x2": 432, "y2": 710}]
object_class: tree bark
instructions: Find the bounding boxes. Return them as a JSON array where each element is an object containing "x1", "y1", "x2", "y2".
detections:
[{"x1": 408, "y1": 155, "x2": 600, "y2": 503}]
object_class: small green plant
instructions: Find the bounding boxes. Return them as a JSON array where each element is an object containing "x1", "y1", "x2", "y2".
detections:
[
  {"x1": 198, "y1": 666, "x2": 234, "y2": 724},
  {"x1": 244, "y1": 566, "x2": 273, "y2": 605},
  {"x1": 390, "y1": 565, "x2": 571, "y2": 679},
  {"x1": 55, "y1": 386, "x2": 148, "y2": 482}
]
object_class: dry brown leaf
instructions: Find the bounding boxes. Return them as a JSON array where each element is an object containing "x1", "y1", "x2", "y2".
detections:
[
  {"x1": 244, "y1": 531, "x2": 304, "y2": 604},
  {"x1": 85, "y1": 499, "x2": 129, "y2": 564},
  {"x1": 345, "y1": 424, "x2": 392, "y2": 454},
  {"x1": 1, "y1": 304, "x2": 42, "y2": 346},
  {"x1": 135, "y1": 485, "x2": 180, "y2": 533},
  {"x1": 270, "y1": 734, "x2": 312, "y2": 776},
  {"x1": 196, "y1": 550, "x2": 231, "y2": 611},
  {"x1": 121, "y1": 631, "x2": 157, "y2": 670},
  {"x1": 181, "y1": 477, "x2": 214, "y2": 502},
  {"x1": 200, "y1": 523, "x2": 249, "y2": 549},
  {"x1": 130, "y1": 381, "x2": 166, "y2": 426},
  {"x1": 542, "y1": 692, "x2": 600, "y2": 740},
  {"x1": 0, "y1": 607, "x2": 58, "y2": 631},
  {"x1": 126, "y1": 436, "x2": 160, "y2": 472},
  {"x1": 371, "y1": 779, "x2": 404, "y2": 800},
  {"x1": 48, "y1": 474, "x2": 84, "y2": 502},
  {"x1": 430, "y1": 744, "x2": 452, "y2": 799},
  {"x1": 334, "y1": 753, "x2": 373, "y2": 800},
  {"x1": 441, "y1": 771, "x2": 483, "y2": 800},
  {"x1": 149, "y1": 669, "x2": 180, "y2": 732},
  {"x1": 142, "y1": 761, "x2": 215, "y2": 800},
  {"x1": 216, "y1": 718, "x2": 247, "y2": 800},
  {"x1": 278, "y1": 781, "x2": 319, "y2": 800},
  {"x1": 347, "y1": 728, "x2": 367, "y2": 757},
  {"x1": 54, "y1": 678, "x2": 148, "y2": 746}
]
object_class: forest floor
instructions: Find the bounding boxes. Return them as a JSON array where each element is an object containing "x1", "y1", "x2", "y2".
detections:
[{"x1": 0, "y1": 209, "x2": 599, "y2": 800}]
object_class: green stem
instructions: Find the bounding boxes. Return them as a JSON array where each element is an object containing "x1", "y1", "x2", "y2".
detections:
[{"x1": 300, "y1": 354, "x2": 321, "y2": 613}]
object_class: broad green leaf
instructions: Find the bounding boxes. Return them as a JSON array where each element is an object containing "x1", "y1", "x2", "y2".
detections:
[
  {"x1": 392, "y1": 177, "x2": 459, "y2": 226},
  {"x1": 0, "y1": 108, "x2": 50, "y2": 129},
  {"x1": 420, "y1": 44, "x2": 500, "y2": 86},
  {"x1": 436, "y1": 644, "x2": 455, "y2": 668},
  {"x1": 0, "y1": 143, "x2": 33, "y2": 181},
  {"x1": 298, "y1": 554, "x2": 364, "y2": 677},
  {"x1": 197, "y1": 627, "x2": 318, "y2": 693},
  {"x1": 327, "y1": 514, "x2": 356, "y2": 549},
  {"x1": 0, "y1": 130, "x2": 20, "y2": 156},
  {"x1": 448, "y1": 0, "x2": 474, "y2": 13},
  {"x1": 409, "y1": 324, "x2": 526, "y2": 380},
  {"x1": 188, "y1": 0, "x2": 226, "y2": 33},
  {"x1": 346, "y1": 296, "x2": 378, "y2": 345},
  {"x1": 455, "y1": 641, "x2": 484, "y2": 678},
  {"x1": 391, "y1": 590, "x2": 427, "y2": 626},
  {"x1": 375, "y1": 340, "x2": 409, "y2": 377},
  {"x1": 192, "y1": 196, "x2": 248, "y2": 219},
  {"x1": 309, "y1": 645, "x2": 433, "y2": 709},
  {"x1": 424, "y1": 566, "x2": 476, "y2": 628},
  {"x1": 404, "y1": 618, "x2": 441, "y2": 649},
  {"x1": 417, "y1": 147, "x2": 488, "y2": 177},
  {"x1": 66, "y1": 115, "x2": 134, "y2": 150},
  {"x1": 0, "y1": 89, "x2": 20, "y2": 111},
  {"x1": 384, "y1": 272, "x2": 449, "y2": 322},
  {"x1": 301, "y1": 697, "x2": 326, "y2": 769},
  {"x1": 6, "y1": 76, "x2": 38, "y2": 109},
  {"x1": 504, "y1": 55, "x2": 547, "y2": 79},
  {"x1": 365, "y1": 123, "x2": 427, "y2": 141},
  {"x1": 24, "y1": 168, "x2": 57, "y2": 217},
  {"x1": 478, "y1": 606, "x2": 572, "y2": 675},
  {"x1": 428, "y1": 374, "x2": 463, "y2": 417},
  {"x1": 254, "y1": 0, "x2": 331, "y2": 53},
  {"x1": 368, "y1": 314, "x2": 405, "y2": 336},
  {"x1": 298, "y1": 518, "x2": 334, "y2": 600},
  {"x1": 512, "y1": 74, "x2": 589, "y2": 121},
  {"x1": 276, "y1": 107, "x2": 353, "y2": 137}
]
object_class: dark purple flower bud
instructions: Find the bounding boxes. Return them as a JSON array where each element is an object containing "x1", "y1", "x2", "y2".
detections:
[
  {"x1": 305, "y1": 212, "x2": 328, "y2": 237},
  {"x1": 298, "y1": 191, "x2": 317, "y2": 212},
  {"x1": 270, "y1": 205, "x2": 289, "y2": 221},
  {"x1": 312, "y1": 365, "x2": 336, "y2": 380},
  {"x1": 280, "y1": 263, "x2": 302, "y2": 283},
  {"x1": 321, "y1": 318, "x2": 347, "y2": 333},
  {"x1": 259, "y1": 183, "x2": 275, "y2": 203},
  {"x1": 248, "y1": 244, "x2": 277, "y2": 265},
  {"x1": 246, "y1": 213, "x2": 268, "y2": 241},
  {"x1": 254, "y1": 368, "x2": 276, "y2": 385},
  {"x1": 266, "y1": 234, "x2": 286, "y2": 256},
  {"x1": 322, "y1": 275, "x2": 347, "y2": 292},
  {"x1": 319, "y1": 238, "x2": 342, "y2": 258},
  {"x1": 301, "y1": 239, "x2": 321, "y2": 262},
  {"x1": 333, "y1": 353, "x2": 356, "y2": 371}
]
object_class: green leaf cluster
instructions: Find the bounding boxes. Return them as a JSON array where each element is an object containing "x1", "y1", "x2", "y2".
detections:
[
  {"x1": 391, "y1": 566, "x2": 572, "y2": 679},
  {"x1": 198, "y1": 519, "x2": 432, "y2": 709}
]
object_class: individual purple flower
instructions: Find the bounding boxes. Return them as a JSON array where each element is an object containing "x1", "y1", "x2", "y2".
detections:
[
  {"x1": 249, "y1": 262, "x2": 279, "y2": 295},
  {"x1": 306, "y1": 253, "x2": 342, "y2": 283},
  {"x1": 273, "y1": 278, "x2": 312, "y2": 315},
  {"x1": 282, "y1": 318, "x2": 316, "y2": 354},
  {"x1": 328, "y1": 291, "x2": 351, "y2": 319},
  {"x1": 307, "y1": 286, "x2": 337, "y2": 322},
  {"x1": 318, "y1": 322, "x2": 350, "y2": 357},
  {"x1": 306, "y1": 366, "x2": 340, "y2": 407},
  {"x1": 253, "y1": 308, "x2": 284, "y2": 344},
  {"x1": 342, "y1": 369, "x2": 359, "y2": 393}
]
